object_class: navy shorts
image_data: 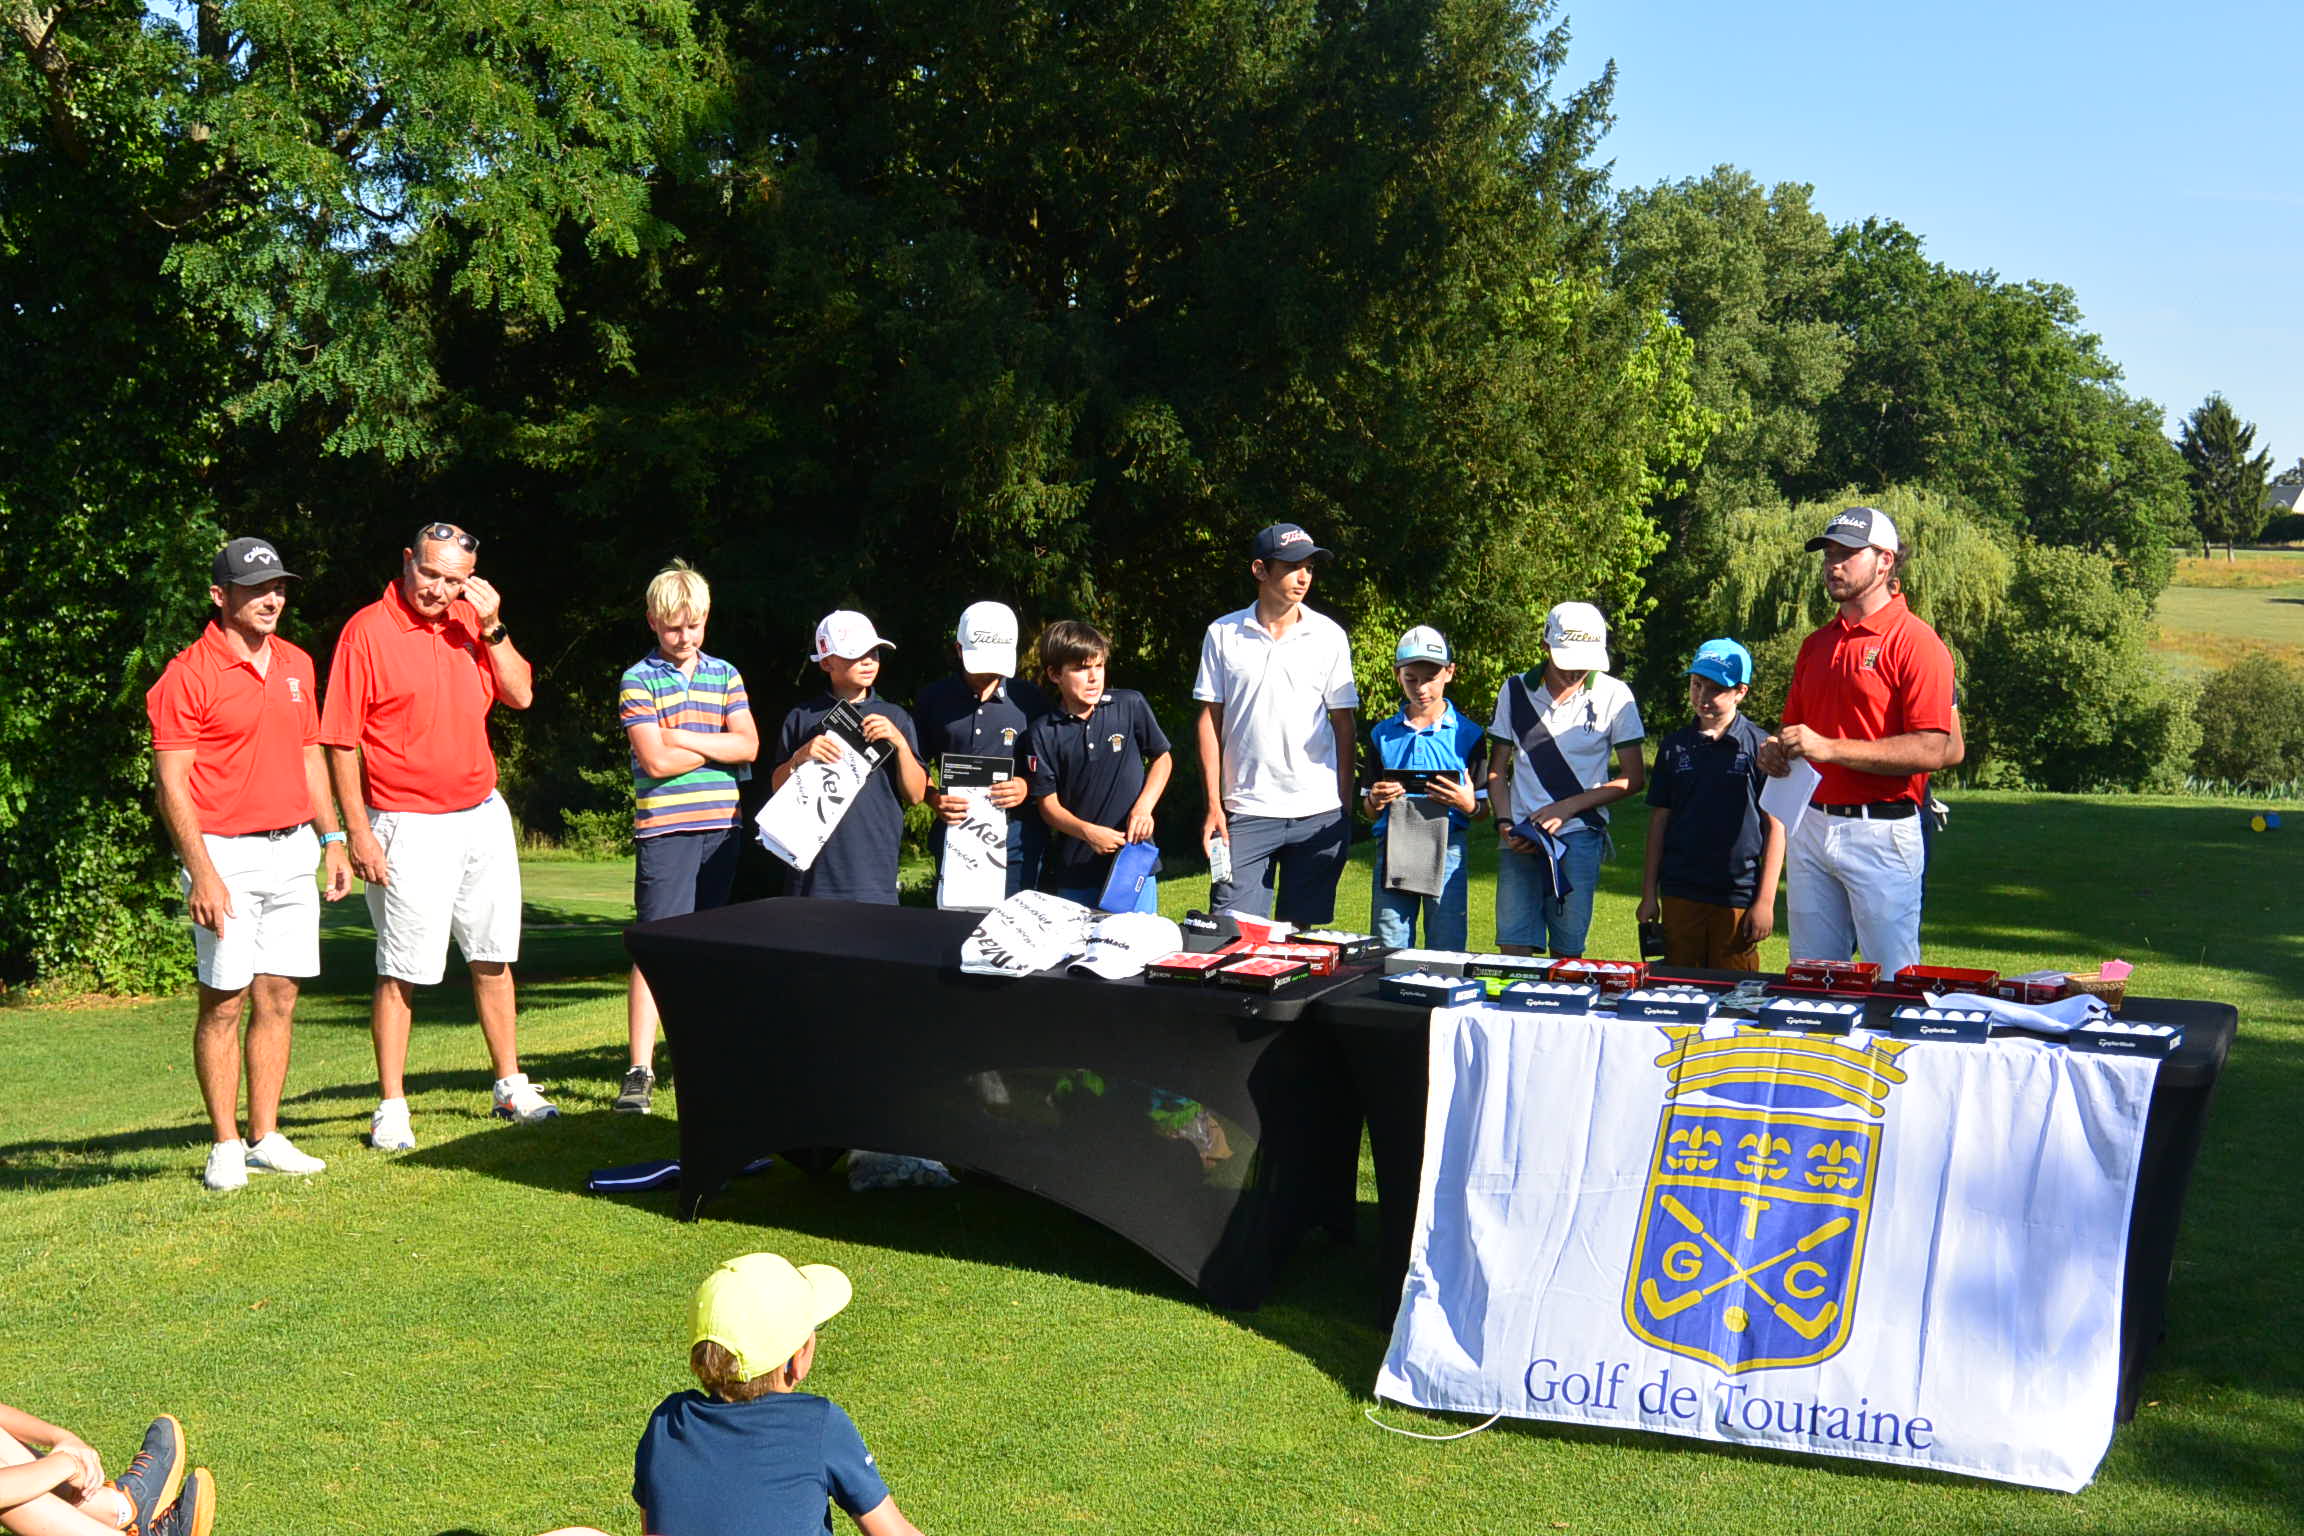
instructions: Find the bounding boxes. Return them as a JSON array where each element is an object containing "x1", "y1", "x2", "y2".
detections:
[{"x1": 635, "y1": 826, "x2": 742, "y2": 924}]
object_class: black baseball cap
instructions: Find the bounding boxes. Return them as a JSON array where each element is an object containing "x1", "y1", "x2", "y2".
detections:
[
  {"x1": 212, "y1": 537, "x2": 300, "y2": 586},
  {"x1": 1250, "y1": 523, "x2": 1333, "y2": 564}
]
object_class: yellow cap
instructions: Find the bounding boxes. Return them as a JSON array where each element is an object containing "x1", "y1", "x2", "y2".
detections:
[{"x1": 691, "y1": 1253, "x2": 855, "y2": 1381}]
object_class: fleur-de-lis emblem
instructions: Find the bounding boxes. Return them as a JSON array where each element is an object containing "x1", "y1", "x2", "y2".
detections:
[
  {"x1": 1734, "y1": 1133, "x2": 1791, "y2": 1181},
  {"x1": 1804, "y1": 1140, "x2": 1864, "y2": 1191},
  {"x1": 1664, "y1": 1126, "x2": 1721, "y2": 1172}
]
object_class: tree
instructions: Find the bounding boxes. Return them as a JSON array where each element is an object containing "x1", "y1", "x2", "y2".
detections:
[
  {"x1": 2175, "y1": 395, "x2": 2276, "y2": 559},
  {"x1": 2193, "y1": 654, "x2": 2304, "y2": 788},
  {"x1": 1794, "y1": 218, "x2": 2188, "y2": 594},
  {"x1": 0, "y1": 1, "x2": 709, "y2": 988}
]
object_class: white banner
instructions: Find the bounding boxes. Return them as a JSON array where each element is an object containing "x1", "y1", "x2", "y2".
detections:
[
  {"x1": 936, "y1": 786, "x2": 1009, "y2": 911},
  {"x1": 1375, "y1": 1009, "x2": 2160, "y2": 1491}
]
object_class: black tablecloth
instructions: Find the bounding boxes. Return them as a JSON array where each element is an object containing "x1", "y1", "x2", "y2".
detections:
[
  {"x1": 1314, "y1": 970, "x2": 2237, "y2": 1421},
  {"x1": 627, "y1": 898, "x2": 1372, "y2": 1308}
]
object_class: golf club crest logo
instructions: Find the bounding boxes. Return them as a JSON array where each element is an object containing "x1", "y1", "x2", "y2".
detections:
[{"x1": 1622, "y1": 1026, "x2": 1911, "y2": 1374}]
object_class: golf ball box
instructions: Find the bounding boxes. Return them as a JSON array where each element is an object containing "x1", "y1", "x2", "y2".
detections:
[
  {"x1": 1384, "y1": 948, "x2": 1473, "y2": 976},
  {"x1": 1245, "y1": 942, "x2": 1338, "y2": 977},
  {"x1": 1754, "y1": 997, "x2": 1863, "y2": 1034},
  {"x1": 1889, "y1": 964, "x2": 2001, "y2": 997},
  {"x1": 1466, "y1": 953, "x2": 1554, "y2": 983},
  {"x1": 1785, "y1": 958, "x2": 1883, "y2": 993},
  {"x1": 2069, "y1": 1020, "x2": 2183, "y2": 1057},
  {"x1": 1495, "y1": 980, "x2": 1599, "y2": 1015},
  {"x1": 1551, "y1": 959, "x2": 1649, "y2": 995},
  {"x1": 1615, "y1": 987, "x2": 1718, "y2": 1024},
  {"x1": 1291, "y1": 929, "x2": 1384, "y2": 964},
  {"x1": 1887, "y1": 1006, "x2": 1993, "y2": 1043},
  {"x1": 1380, "y1": 971, "x2": 1486, "y2": 1008},
  {"x1": 1144, "y1": 951, "x2": 1232, "y2": 985},
  {"x1": 1991, "y1": 970, "x2": 2071, "y2": 1004},
  {"x1": 1215, "y1": 956, "x2": 1311, "y2": 992}
]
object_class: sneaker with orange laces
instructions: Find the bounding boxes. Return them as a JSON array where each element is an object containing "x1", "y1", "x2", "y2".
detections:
[
  {"x1": 109, "y1": 1414, "x2": 185, "y2": 1534},
  {"x1": 153, "y1": 1466, "x2": 215, "y2": 1536}
]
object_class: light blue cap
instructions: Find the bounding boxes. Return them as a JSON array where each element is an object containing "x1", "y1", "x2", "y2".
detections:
[
  {"x1": 1395, "y1": 625, "x2": 1452, "y2": 665},
  {"x1": 1688, "y1": 638, "x2": 1753, "y2": 689}
]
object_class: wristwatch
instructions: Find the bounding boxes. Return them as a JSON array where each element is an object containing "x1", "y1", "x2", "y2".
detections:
[
  {"x1": 484, "y1": 623, "x2": 508, "y2": 645},
  {"x1": 319, "y1": 830, "x2": 347, "y2": 847}
]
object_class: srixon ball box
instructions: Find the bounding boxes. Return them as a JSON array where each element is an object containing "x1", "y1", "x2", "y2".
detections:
[
  {"x1": 1245, "y1": 942, "x2": 1338, "y2": 977},
  {"x1": 1144, "y1": 951, "x2": 1233, "y2": 986},
  {"x1": 1291, "y1": 929, "x2": 1384, "y2": 964},
  {"x1": 1215, "y1": 955, "x2": 1311, "y2": 992}
]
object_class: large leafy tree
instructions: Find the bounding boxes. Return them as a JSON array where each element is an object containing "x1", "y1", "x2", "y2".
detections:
[
  {"x1": 2175, "y1": 394, "x2": 2276, "y2": 559},
  {"x1": 1795, "y1": 218, "x2": 2188, "y2": 593},
  {"x1": 0, "y1": 0, "x2": 708, "y2": 987}
]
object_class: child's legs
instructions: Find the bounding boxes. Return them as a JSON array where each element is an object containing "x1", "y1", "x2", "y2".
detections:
[
  {"x1": 1369, "y1": 854, "x2": 1420, "y2": 949},
  {"x1": 1661, "y1": 896, "x2": 1747, "y2": 970},
  {"x1": 692, "y1": 825, "x2": 742, "y2": 912},
  {"x1": 1423, "y1": 829, "x2": 1471, "y2": 951},
  {"x1": 1493, "y1": 847, "x2": 1544, "y2": 952},
  {"x1": 1540, "y1": 831, "x2": 1605, "y2": 956},
  {"x1": 0, "y1": 1430, "x2": 124, "y2": 1536}
]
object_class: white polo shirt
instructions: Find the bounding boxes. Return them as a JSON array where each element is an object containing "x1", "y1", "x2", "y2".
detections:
[
  {"x1": 1488, "y1": 670, "x2": 1644, "y2": 828},
  {"x1": 1193, "y1": 603, "x2": 1360, "y2": 817}
]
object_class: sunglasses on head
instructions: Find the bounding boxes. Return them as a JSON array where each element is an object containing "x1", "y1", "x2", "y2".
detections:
[{"x1": 415, "y1": 522, "x2": 479, "y2": 554}]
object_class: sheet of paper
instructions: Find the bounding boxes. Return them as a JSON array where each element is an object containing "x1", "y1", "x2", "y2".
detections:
[{"x1": 1759, "y1": 757, "x2": 1821, "y2": 839}]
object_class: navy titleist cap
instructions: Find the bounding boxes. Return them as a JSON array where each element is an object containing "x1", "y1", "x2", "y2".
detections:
[
  {"x1": 1250, "y1": 523, "x2": 1333, "y2": 564},
  {"x1": 213, "y1": 537, "x2": 299, "y2": 586},
  {"x1": 1805, "y1": 505, "x2": 1902, "y2": 554}
]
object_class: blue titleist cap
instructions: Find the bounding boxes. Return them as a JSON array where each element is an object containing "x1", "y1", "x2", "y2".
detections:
[{"x1": 1688, "y1": 638, "x2": 1753, "y2": 689}]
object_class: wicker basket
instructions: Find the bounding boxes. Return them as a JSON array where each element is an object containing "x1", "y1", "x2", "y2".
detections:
[{"x1": 2064, "y1": 971, "x2": 2127, "y2": 1012}]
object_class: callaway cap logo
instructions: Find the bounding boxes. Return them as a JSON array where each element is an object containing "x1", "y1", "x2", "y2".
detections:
[{"x1": 243, "y1": 547, "x2": 277, "y2": 565}]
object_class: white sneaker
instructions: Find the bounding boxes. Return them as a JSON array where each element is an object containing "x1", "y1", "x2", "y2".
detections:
[
  {"x1": 491, "y1": 1074, "x2": 560, "y2": 1123},
  {"x1": 203, "y1": 1139, "x2": 248, "y2": 1191},
  {"x1": 371, "y1": 1099, "x2": 417, "y2": 1151},
  {"x1": 247, "y1": 1131, "x2": 326, "y2": 1175}
]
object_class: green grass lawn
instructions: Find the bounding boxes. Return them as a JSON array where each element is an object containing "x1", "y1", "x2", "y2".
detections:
[
  {"x1": 2154, "y1": 553, "x2": 2304, "y2": 675},
  {"x1": 6, "y1": 793, "x2": 2302, "y2": 1533}
]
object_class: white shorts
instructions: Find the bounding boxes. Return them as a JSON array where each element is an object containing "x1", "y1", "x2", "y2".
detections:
[
  {"x1": 365, "y1": 794, "x2": 523, "y2": 985},
  {"x1": 185, "y1": 826, "x2": 322, "y2": 992}
]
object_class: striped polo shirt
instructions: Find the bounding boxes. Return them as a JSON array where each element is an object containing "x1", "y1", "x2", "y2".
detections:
[{"x1": 619, "y1": 650, "x2": 752, "y2": 838}]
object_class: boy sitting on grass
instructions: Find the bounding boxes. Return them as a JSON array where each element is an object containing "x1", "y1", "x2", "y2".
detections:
[
  {"x1": 1636, "y1": 638, "x2": 1785, "y2": 972},
  {"x1": 1, "y1": 1406, "x2": 214, "y2": 1536},
  {"x1": 634, "y1": 1254, "x2": 924, "y2": 1536}
]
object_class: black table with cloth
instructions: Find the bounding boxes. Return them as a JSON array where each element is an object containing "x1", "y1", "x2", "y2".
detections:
[
  {"x1": 1314, "y1": 970, "x2": 2237, "y2": 1422},
  {"x1": 626, "y1": 898, "x2": 1371, "y2": 1309}
]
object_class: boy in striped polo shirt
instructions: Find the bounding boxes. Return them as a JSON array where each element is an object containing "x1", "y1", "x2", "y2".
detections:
[{"x1": 618, "y1": 560, "x2": 758, "y2": 1113}]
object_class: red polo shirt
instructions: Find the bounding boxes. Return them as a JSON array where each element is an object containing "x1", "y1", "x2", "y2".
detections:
[
  {"x1": 319, "y1": 583, "x2": 500, "y2": 813},
  {"x1": 1781, "y1": 594, "x2": 1955, "y2": 807},
  {"x1": 146, "y1": 625, "x2": 320, "y2": 836}
]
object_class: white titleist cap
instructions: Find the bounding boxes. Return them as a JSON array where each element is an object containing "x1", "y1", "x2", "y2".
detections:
[
  {"x1": 956, "y1": 601, "x2": 1020, "y2": 678},
  {"x1": 1543, "y1": 602, "x2": 1610, "y2": 673},
  {"x1": 1806, "y1": 505, "x2": 1901, "y2": 554},
  {"x1": 811, "y1": 610, "x2": 894, "y2": 663}
]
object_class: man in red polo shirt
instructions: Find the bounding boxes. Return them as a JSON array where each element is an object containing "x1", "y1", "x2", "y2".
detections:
[
  {"x1": 148, "y1": 537, "x2": 354, "y2": 1190},
  {"x1": 322, "y1": 522, "x2": 556, "y2": 1151},
  {"x1": 1758, "y1": 505, "x2": 1958, "y2": 977}
]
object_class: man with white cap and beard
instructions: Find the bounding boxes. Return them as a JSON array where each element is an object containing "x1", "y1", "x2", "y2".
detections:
[{"x1": 1757, "y1": 505, "x2": 1958, "y2": 976}]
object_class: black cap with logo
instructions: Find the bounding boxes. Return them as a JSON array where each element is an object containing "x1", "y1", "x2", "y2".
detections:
[
  {"x1": 212, "y1": 537, "x2": 300, "y2": 586},
  {"x1": 1250, "y1": 522, "x2": 1334, "y2": 564}
]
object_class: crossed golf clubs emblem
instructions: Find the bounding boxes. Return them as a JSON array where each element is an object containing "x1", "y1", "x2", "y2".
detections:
[{"x1": 1639, "y1": 1192, "x2": 1849, "y2": 1341}]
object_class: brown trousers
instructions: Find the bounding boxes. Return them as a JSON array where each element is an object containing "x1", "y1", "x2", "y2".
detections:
[{"x1": 1660, "y1": 895, "x2": 1760, "y2": 974}]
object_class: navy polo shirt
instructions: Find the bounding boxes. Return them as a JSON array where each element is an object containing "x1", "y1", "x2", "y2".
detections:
[
  {"x1": 633, "y1": 1389, "x2": 890, "y2": 1536},
  {"x1": 914, "y1": 673, "x2": 1049, "y2": 862},
  {"x1": 1025, "y1": 690, "x2": 1173, "y2": 882},
  {"x1": 1646, "y1": 712, "x2": 1773, "y2": 907},
  {"x1": 773, "y1": 691, "x2": 921, "y2": 904}
]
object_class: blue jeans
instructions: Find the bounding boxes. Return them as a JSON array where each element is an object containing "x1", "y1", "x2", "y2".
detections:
[
  {"x1": 1056, "y1": 877, "x2": 1160, "y2": 914},
  {"x1": 1212, "y1": 808, "x2": 1350, "y2": 924},
  {"x1": 1494, "y1": 828, "x2": 1607, "y2": 955},
  {"x1": 1371, "y1": 827, "x2": 1469, "y2": 950}
]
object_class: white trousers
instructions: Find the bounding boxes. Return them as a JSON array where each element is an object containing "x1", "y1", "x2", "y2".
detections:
[{"x1": 1784, "y1": 809, "x2": 1925, "y2": 977}]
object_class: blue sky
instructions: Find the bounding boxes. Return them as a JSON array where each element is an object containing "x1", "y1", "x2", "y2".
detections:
[{"x1": 1564, "y1": 0, "x2": 2302, "y2": 474}]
